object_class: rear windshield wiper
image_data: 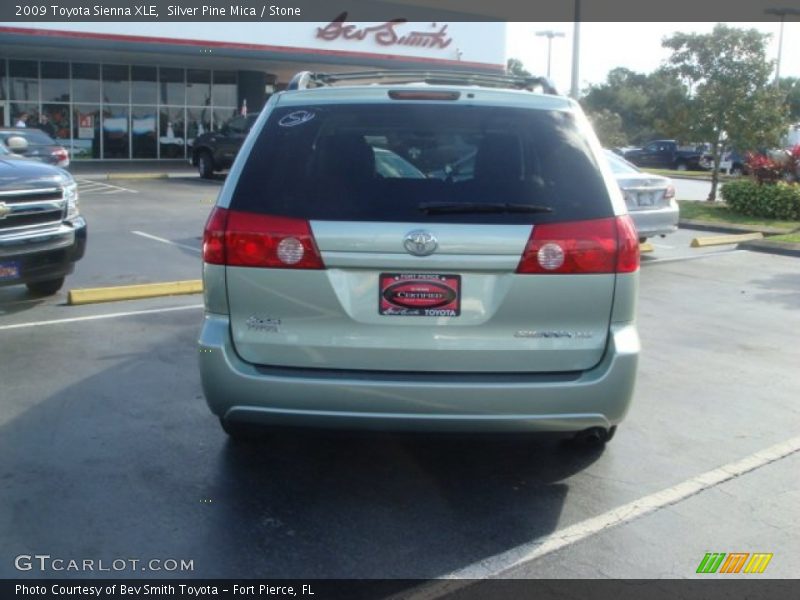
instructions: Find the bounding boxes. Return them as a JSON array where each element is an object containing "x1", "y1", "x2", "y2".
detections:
[{"x1": 418, "y1": 202, "x2": 553, "y2": 215}]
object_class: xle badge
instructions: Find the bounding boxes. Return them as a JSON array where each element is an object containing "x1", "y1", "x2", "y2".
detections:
[{"x1": 245, "y1": 316, "x2": 281, "y2": 332}]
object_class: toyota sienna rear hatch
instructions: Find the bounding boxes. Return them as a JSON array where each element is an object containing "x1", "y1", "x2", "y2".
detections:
[{"x1": 207, "y1": 95, "x2": 636, "y2": 373}]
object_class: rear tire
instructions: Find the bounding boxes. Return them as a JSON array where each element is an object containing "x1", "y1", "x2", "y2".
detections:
[
  {"x1": 197, "y1": 150, "x2": 215, "y2": 179},
  {"x1": 26, "y1": 277, "x2": 65, "y2": 296}
]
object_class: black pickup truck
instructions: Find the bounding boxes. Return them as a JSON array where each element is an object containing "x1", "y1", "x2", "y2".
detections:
[
  {"x1": 191, "y1": 113, "x2": 259, "y2": 179},
  {"x1": 623, "y1": 140, "x2": 709, "y2": 171}
]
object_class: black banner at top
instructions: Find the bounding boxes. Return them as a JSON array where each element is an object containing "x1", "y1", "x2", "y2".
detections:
[{"x1": 1, "y1": 0, "x2": 799, "y2": 22}]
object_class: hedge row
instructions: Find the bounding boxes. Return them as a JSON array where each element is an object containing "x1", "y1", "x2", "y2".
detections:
[{"x1": 720, "y1": 179, "x2": 800, "y2": 221}]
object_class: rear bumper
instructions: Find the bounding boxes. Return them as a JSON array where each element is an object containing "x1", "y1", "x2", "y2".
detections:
[
  {"x1": 0, "y1": 218, "x2": 86, "y2": 287},
  {"x1": 198, "y1": 315, "x2": 639, "y2": 432},
  {"x1": 630, "y1": 202, "x2": 679, "y2": 238}
]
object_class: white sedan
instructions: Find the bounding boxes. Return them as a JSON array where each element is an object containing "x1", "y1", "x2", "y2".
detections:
[{"x1": 605, "y1": 149, "x2": 679, "y2": 242}]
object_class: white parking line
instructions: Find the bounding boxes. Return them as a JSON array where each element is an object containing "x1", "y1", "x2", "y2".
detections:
[
  {"x1": 131, "y1": 230, "x2": 201, "y2": 253},
  {"x1": 0, "y1": 304, "x2": 203, "y2": 331},
  {"x1": 399, "y1": 434, "x2": 800, "y2": 595},
  {"x1": 76, "y1": 179, "x2": 138, "y2": 195},
  {"x1": 650, "y1": 242, "x2": 674, "y2": 249}
]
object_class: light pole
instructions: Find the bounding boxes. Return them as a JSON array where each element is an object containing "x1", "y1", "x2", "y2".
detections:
[
  {"x1": 535, "y1": 30, "x2": 565, "y2": 80},
  {"x1": 571, "y1": 0, "x2": 581, "y2": 99},
  {"x1": 765, "y1": 7, "x2": 800, "y2": 88}
]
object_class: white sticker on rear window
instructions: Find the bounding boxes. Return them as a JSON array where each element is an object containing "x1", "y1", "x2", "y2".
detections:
[{"x1": 278, "y1": 110, "x2": 315, "y2": 127}]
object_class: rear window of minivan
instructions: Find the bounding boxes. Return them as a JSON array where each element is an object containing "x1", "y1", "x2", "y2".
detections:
[{"x1": 232, "y1": 103, "x2": 613, "y2": 224}]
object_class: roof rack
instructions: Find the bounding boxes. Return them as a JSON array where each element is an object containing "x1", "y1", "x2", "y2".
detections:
[{"x1": 286, "y1": 70, "x2": 559, "y2": 95}]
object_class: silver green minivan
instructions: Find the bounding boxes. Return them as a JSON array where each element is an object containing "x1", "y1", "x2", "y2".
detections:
[{"x1": 198, "y1": 71, "x2": 640, "y2": 443}]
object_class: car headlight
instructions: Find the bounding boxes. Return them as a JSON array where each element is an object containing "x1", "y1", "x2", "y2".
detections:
[{"x1": 64, "y1": 182, "x2": 79, "y2": 220}]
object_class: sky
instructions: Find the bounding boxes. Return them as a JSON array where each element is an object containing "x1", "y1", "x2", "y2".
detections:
[{"x1": 506, "y1": 22, "x2": 800, "y2": 94}]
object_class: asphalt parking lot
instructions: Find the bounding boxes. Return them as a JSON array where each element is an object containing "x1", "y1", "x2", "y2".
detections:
[{"x1": 1, "y1": 178, "x2": 798, "y2": 581}]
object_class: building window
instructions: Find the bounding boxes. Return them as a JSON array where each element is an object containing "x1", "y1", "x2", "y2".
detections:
[
  {"x1": 132, "y1": 105, "x2": 157, "y2": 158},
  {"x1": 186, "y1": 106, "x2": 211, "y2": 148},
  {"x1": 132, "y1": 65, "x2": 157, "y2": 105},
  {"x1": 159, "y1": 67, "x2": 184, "y2": 106},
  {"x1": 159, "y1": 107, "x2": 185, "y2": 159},
  {"x1": 0, "y1": 59, "x2": 7, "y2": 100},
  {"x1": 11, "y1": 103, "x2": 38, "y2": 127},
  {"x1": 212, "y1": 71, "x2": 237, "y2": 107},
  {"x1": 102, "y1": 106, "x2": 129, "y2": 159},
  {"x1": 73, "y1": 104, "x2": 101, "y2": 159},
  {"x1": 72, "y1": 63, "x2": 100, "y2": 103},
  {"x1": 102, "y1": 64, "x2": 130, "y2": 104},
  {"x1": 10, "y1": 60, "x2": 38, "y2": 102},
  {"x1": 41, "y1": 62, "x2": 69, "y2": 103},
  {"x1": 187, "y1": 69, "x2": 211, "y2": 106},
  {"x1": 0, "y1": 58, "x2": 247, "y2": 158},
  {"x1": 42, "y1": 103, "x2": 70, "y2": 140}
]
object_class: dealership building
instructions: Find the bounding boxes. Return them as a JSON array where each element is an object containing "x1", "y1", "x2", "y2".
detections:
[{"x1": 0, "y1": 21, "x2": 506, "y2": 161}]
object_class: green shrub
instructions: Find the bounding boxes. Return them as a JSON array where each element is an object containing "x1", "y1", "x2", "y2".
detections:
[{"x1": 721, "y1": 179, "x2": 800, "y2": 220}]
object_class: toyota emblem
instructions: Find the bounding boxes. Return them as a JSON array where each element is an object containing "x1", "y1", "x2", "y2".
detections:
[{"x1": 403, "y1": 230, "x2": 438, "y2": 256}]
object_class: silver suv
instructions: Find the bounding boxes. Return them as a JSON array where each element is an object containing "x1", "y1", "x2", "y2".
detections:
[{"x1": 198, "y1": 71, "x2": 640, "y2": 444}]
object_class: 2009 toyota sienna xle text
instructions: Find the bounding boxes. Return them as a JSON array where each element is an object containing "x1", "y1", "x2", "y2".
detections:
[{"x1": 198, "y1": 71, "x2": 640, "y2": 444}]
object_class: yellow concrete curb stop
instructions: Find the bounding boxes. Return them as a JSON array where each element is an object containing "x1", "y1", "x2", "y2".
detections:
[
  {"x1": 68, "y1": 280, "x2": 203, "y2": 305},
  {"x1": 639, "y1": 242, "x2": 654, "y2": 253},
  {"x1": 691, "y1": 232, "x2": 764, "y2": 248}
]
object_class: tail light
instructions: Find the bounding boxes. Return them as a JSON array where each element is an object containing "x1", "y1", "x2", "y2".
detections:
[
  {"x1": 203, "y1": 207, "x2": 228, "y2": 265},
  {"x1": 516, "y1": 216, "x2": 639, "y2": 275},
  {"x1": 615, "y1": 215, "x2": 640, "y2": 273},
  {"x1": 51, "y1": 147, "x2": 69, "y2": 165},
  {"x1": 664, "y1": 184, "x2": 676, "y2": 200},
  {"x1": 203, "y1": 207, "x2": 325, "y2": 269}
]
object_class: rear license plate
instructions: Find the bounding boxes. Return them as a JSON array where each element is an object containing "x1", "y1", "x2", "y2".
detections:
[
  {"x1": 379, "y1": 273, "x2": 461, "y2": 317},
  {"x1": 0, "y1": 261, "x2": 20, "y2": 281},
  {"x1": 638, "y1": 193, "x2": 655, "y2": 207}
]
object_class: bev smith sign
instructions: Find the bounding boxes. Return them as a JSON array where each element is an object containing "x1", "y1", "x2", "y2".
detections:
[
  {"x1": 316, "y1": 12, "x2": 452, "y2": 50},
  {"x1": 0, "y1": 21, "x2": 505, "y2": 67}
]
